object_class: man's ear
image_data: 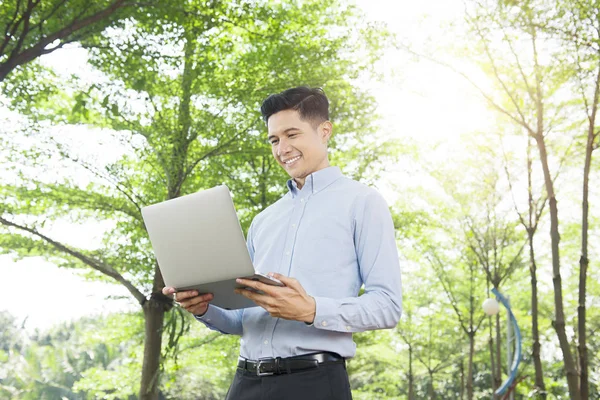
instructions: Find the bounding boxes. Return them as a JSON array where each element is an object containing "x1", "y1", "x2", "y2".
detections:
[{"x1": 320, "y1": 121, "x2": 333, "y2": 143}]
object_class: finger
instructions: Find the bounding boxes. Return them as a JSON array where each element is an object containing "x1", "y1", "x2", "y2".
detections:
[
  {"x1": 174, "y1": 290, "x2": 200, "y2": 301},
  {"x1": 235, "y1": 278, "x2": 254, "y2": 287},
  {"x1": 183, "y1": 298, "x2": 210, "y2": 313},
  {"x1": 235, "y1": 288, "x2": 271, "y2": 303},
  {"x1": 180, "y1": 293, "x2": 213, "y2": 308},
  {"x1": 235, "y1": 289, "x2": 277, "y2": 313},
  {"x1": 236, "y1": 279, "x2": 279, "y2": 296},
  {"x1": 234, "y1": 287, "x2": 258, "y2": 300},
  {"x1": 162, "y1": 287, "x2": 176, "y2": 296},
  {"x1": 269, "y1": 273, "x2": 300, "y2": 289}
]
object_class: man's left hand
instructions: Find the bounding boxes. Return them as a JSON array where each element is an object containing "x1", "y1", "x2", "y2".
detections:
[{"x1": 234, "y1": 273, "x2": 316, "y2": 323}]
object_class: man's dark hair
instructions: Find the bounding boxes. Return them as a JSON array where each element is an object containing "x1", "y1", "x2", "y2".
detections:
[{"x1": 260, "y1": 86, "x2": 329, "y2": 125}]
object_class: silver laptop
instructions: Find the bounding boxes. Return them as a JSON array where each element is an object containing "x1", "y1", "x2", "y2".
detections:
[{"x1": 141, "y1": 185, "x2": 279, "y2": 310}]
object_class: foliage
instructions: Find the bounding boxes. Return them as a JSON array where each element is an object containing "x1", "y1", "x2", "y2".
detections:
[{"x1": 1, "y1": 0, "x2": 599, "y2": 398}]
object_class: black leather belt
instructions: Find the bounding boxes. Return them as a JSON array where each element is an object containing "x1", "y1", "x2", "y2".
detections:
[{"x1": 237, "y1": 352, "x2": 344, "y2": 376}]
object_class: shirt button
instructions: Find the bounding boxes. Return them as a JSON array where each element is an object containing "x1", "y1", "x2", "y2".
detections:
[
  {"x1": 263, "y1": 340, "x2": 269, "y2": 345},
  {"x1": 300, "y1": 198, "x2": 305, "y2": 203},
  {"x1": 291, "y1": 224, "x2": 296, "y2": 228},
  {"x1": 321, "y1": 321, "x2": 328, "y2": 327},
  {"x1": 285, "y1": 251, "x2": 290, "y2": 256},
  {"x1": 346, "y1": 326, "x2": 351, "y2": 331}
]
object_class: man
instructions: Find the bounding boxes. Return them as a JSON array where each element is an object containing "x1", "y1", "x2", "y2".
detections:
[{"x1": 163, "y1": 86, "x2": 402, "y2": 399}]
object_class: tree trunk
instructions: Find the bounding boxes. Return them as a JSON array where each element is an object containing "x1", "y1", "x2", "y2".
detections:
[
  {"x1": 428, "y1": 370, "x2": 435, "y2": 400},
  {"x1": 408, "y1": 345, "x2": 414, "y2": 400},
  {"x1": 534, "y1": 133, "x2": 581, "y2": 399},
  {"x1": 495, "y1": 312, "x2": 502, "y2": 397},
  {"x1": 577, "y1": 63, "x2": 599, "y2": 400},
  {"x1": 138, "y1": 24, "x2": 197, "y2": 399},
  {"x1": 139, "y1": 265, "x2": 170, "y2": 400},
  {"x1": 578, "y1": 125, "x2": 593, "y2": 400},
  {"x1": 577, "y1": 239, "x2": 589, "y2": 400},
  {"x1": 467, "y1": 333, "x2": 474, "y2": 400},
  {"x1": 140, "y1": 297, "x2": 166, "y2": 400},
  {"x1": 460, "y1": 358, "x2": 465, "y2": 400},
  {"x1": 529, "y1": 232, "x2": 546, "y2": 398},
  {"x1": 524, "y1": 135, "x2": 547, "y2": 398},
  {"x1": 488, "y1": 317, "x2": 498, "y2": 394}
]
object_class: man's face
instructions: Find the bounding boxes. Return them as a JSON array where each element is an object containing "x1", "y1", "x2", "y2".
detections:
[{"x1": 267, "y1": 109, "x2": 332, "y2": 183}]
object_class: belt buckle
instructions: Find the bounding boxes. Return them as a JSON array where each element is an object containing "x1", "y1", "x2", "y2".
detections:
[{"x1": 256, "y1": 359, "x2": 274, "y2": 376}]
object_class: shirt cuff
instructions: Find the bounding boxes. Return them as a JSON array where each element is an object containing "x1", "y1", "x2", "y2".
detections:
[
  {"x1": 194, "y1": 304, "x2": 215, "y2": 322},
  {"x1": 312, "y1": 296, "x2": 348, "y2": 332}
]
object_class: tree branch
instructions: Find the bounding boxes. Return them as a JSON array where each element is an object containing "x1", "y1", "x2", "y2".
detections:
[
  {"x1": 0, "y1": 0, "x2": 25, "y2": 56},
  {"x1": 33, "y1": 0, "x2": 70, "y2": 35},
  {"x1": 0, "y1": 215, "x2": 146, "y2": 305},
  {"x1": 51, "y1": 142, "x2": 145, "y2": 216},
  {"x1": 467, "y1": 6, "x2": 533, "y2": 130},
  {"x1": 394, "y1": 42, "x2": 535, "y2": 135},
  {"x1": 573, "y1": 26, "x2": 591, "y2": 117},
  {"x1": 465, "y1": 216, "x2": 491, "y2": 270},
  {"x1": 5, "y1": 0, "x2": 39, "y2": 60},
  {"x1": 0, "y1": 0, "x2": 131, "y2": 81},
  {"x1": 500, "y1": 138, "x2": 529, "y2": 229},
  {"x1": 500, "y1": 19, "x2": 536, "y2": 104},
  {"x1": 177, "y1": 118, "x2": 261, "y2": 193},
  {"x1": 499, "y1": 242, "x2": 526, "y2": 283},
  {"x1": 427, "y1": 251, "x2": 470, "y2": 335},
  {"x1": 179, "y1": 331, "x2": 221, "y2": 352},
  {"x1": 474, "y1": 313, "x2": 486, "y2": 333}
]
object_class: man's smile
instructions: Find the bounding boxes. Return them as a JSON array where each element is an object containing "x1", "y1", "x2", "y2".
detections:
[{"x1": 282, "y1": 155, "x2": 301, "y2": 167}]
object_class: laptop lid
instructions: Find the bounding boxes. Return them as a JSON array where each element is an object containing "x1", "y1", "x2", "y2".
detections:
[{"x1": 141, "y1": 185, "x2": 257, "y2": 309}]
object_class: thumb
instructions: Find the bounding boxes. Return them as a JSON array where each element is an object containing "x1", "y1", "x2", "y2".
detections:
[
  {"x1": 270, "y1": 273, "x2": 301, "y2": 290},
  {"x1": 162, "y1": 287, "x2": 175, "y2": 296}
]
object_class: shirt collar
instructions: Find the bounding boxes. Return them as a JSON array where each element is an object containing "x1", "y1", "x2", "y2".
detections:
[{"x1": 286, "y1": 166, "x2": 343, "y2": 198}]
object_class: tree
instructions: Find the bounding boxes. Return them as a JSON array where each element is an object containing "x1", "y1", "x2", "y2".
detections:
[
  {"x1": 0, "y1": 1, "x2": 393, "y2": 398},
  {"x1": 549, "y1": 2, "x2": 600, "y2": 395},
  {"x1": 460, "y1": 1, "x2": 583, "y2": 396},
  {"x1": 502, "y1": 134, "x2": 548, "y2": 397},
  {"x1": 0, "y1": 0, "x2": 165, "y2": 82},
  {"x1": 396, "y1": 303, "x2": 418, "y2": 400},
  {"x1": 395, "y1": 268, "x2": 461, "y2": 400},
  {"x1": 427, "y1": 248, "x2": 487, "y2": 400},
  {"x1": 462, "y1": 183, "x2": 525, "y2": 395},
  {"x1": 0, "y1": 311, "x2": 143, "y2": 399},
  {"x1": 0, "y1": 310, "x2": 239, "y2": 399},
  {"x1": 397, "y1": 0, "x2": 598, "y2": 395}
]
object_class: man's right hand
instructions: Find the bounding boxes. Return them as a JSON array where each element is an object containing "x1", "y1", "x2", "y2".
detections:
[{"x1": 162, "y1": 287, "x2": 214, "y2": 316}]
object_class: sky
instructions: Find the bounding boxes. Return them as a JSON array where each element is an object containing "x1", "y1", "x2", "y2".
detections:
[{"x1": 0, "y1": 0, "x2": 497, "y2": 333}]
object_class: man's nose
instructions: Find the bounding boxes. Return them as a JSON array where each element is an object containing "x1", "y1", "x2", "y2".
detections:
[{"x1": 277, "y1": 139, "x2": 291, "y2": 156}]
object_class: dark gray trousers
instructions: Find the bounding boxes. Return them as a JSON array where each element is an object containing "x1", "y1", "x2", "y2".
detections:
[{"x1": 225, "y1": 362, "x2": 352, "y2": 400}]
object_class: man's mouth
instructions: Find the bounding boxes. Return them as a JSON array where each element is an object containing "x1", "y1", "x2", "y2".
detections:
[{"x1": 282, "y1": 156, "x2": 301, "y2": 166}]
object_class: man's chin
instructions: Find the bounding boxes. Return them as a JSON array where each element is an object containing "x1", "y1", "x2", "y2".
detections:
[{"x1": 291, "y1": 172, "x2": 309, "y2": 181}]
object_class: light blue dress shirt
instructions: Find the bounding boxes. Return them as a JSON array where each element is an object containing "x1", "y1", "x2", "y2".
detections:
[{"x1": 196, "y1": 166, "x2": 402, "y2": 360}]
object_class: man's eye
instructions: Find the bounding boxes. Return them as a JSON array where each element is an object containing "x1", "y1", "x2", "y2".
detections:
[
  {"x1": 288, "y1": 134, "x2": 297, "y2": 138},
  {"x1": 270, "y1": 140, "x2": 278, "y2": 145}
]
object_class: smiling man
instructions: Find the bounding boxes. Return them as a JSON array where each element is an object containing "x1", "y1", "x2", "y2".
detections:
[{"x1": 163, "y1": 86, "x2": 402, "y2": 400}]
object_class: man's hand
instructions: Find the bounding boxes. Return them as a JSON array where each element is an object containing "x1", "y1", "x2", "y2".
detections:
[
  {"x1": 162, "y1": 287, "x2": 213, "y2": 316},
  {"x1": 234, "y1": 273, "x2": 316, "y2": 323}
]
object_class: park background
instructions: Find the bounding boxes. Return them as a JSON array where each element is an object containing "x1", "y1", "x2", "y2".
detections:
[{"x1": 0, "y1": 0, "x2": 598, "y2": 399}]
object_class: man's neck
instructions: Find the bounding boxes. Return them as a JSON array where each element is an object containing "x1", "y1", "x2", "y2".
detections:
[{"x1": 294, "y1": 177, "x2": 305, "y2": 190}]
